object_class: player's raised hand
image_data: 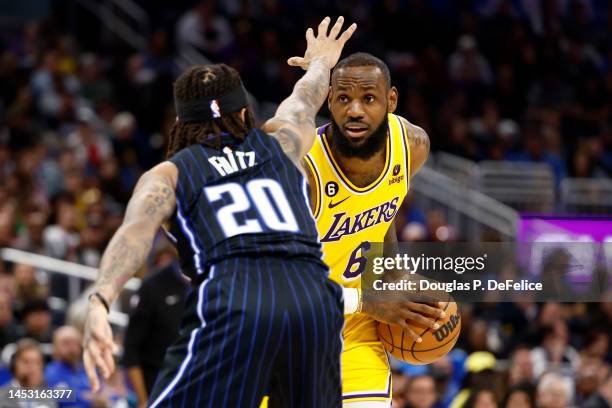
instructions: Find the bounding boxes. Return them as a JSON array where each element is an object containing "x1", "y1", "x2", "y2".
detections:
[
  {"x1": 287, "y1": 16, "x2": 357, "y2": 71},
  {"x1": 83, "y1": 298, "x2": 117, "y2": 392}
]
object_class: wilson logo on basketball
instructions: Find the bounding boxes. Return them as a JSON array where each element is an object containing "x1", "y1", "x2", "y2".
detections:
[{"x1": 432, "y1": 314, "x2": 461, "y2": 342}]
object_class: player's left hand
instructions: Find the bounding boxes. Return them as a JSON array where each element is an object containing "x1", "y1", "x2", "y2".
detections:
[
  {"x1": 287, "y1": 16, "x2": 356, "y2": 71},
  {"x1": 83, "y1": 298, "x2": 117, "y2": 392}
]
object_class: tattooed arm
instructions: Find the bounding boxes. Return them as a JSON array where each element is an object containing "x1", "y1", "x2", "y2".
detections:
[
  {"x1": 400, "y1": 117, "x2": 430, "y2": 178},
  {"x1": 262, "y1": 16, "x2": 356, "y2": 164},
  {"x1": 83, "y1": 161, "x2": 178, "y2": 391}
]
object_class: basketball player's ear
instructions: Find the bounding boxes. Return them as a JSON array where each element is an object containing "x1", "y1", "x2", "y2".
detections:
[
  {"x1": 388, "y1": 86, "x2": 398, "y2": 113},
  {"x1": 240, "y1": 107, "x2": 247, "y2": 122},
  {"x1": 327, "y1": 85, "x2": 333, "y2": 109}
]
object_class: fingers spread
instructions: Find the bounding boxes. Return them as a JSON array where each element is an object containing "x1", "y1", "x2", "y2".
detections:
[
  {"x1": 329, "y1": 16, "x2": 344, "y2": 39},
  {"x1": 317, "y1": 16, "x2": 331, "y2": 37},
  {"x1": 88, "y1": 342, "x2": 110, "y2": 379},
  {"x1": 101, "y1": 346, "x2": 116, "y2": 379},
  {"x1": 305, "y1": 27, "x2": 315, "y2": 43},
  {"x1": 83, "y1": 351, "x2": 100, "y2": 392},
  {"x1": 339, "y1": 23, "x2": 357, "y2": 44}
]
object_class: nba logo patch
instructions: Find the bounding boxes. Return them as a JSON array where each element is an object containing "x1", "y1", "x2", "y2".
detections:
[
  {"x1": 393, "y1": 164, "x2": 401, "y2": 176},
  {"x1": 210, "y1": 99, "x2": 221, "y2": 118}
]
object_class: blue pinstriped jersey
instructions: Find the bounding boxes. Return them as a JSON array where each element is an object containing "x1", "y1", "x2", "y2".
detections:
[{"x1": 167, "y1": 129, "x2": 324, "y2": 281}]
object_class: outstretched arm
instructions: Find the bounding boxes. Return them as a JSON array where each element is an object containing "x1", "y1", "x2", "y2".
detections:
[
  {"x1": 262, "y1": 16, "x2": 356, "y2": 164},
  {"x1": 83, "y1": 161, "x2": 177, "y2": 391}
]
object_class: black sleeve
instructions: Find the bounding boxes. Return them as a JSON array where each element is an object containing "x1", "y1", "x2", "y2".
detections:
[{"x1": 122, "y1": 282, "x2": 153, "y2": 367}]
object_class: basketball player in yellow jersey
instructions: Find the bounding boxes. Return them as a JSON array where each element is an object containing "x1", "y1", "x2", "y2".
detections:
[{"x1": 295, "y1": 52, "x2": 446, "y2": 407}]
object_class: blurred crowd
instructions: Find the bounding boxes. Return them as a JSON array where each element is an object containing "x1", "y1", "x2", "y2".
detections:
[
  {"x1": 390, "y1": 300, "x2": 612, "y2": 408},
  {"x1": 0, "y1": 0, "x2": 610, "y2": 406}
]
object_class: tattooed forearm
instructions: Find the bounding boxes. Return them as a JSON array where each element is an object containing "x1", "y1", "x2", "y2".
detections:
[
  {"x1": 95, "y1": 235, "x2": 148, "y2": 301},
  {"x1": 94, "y1": 172, "x2": 176, "y2": 303},
  {"x1": 285, "y1": 59, "x2": 331, "y2": 124},
  {"x1": 269, "y1": 59, "x2": 331, "y2": 161}
]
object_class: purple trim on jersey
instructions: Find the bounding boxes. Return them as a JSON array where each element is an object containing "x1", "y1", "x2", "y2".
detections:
[
  {"x1": 317, "y1": 124, "x2": 329, "y2": 136},
  {"x1": 341, "y1": 373, "x2": 391, "y2": 400}
]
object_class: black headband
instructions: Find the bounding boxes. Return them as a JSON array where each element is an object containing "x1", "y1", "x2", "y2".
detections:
[{"x1": 175, "y1": 84, "x2": 249, "y2": 123}]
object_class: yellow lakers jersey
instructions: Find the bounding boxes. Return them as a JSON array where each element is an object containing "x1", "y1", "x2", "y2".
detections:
[
  {"x1": 304, "y1": 113, "x2": 411, "y2": 342},
  {"x1": 305, "y1": 113, "x2": 410, "y2": 286}
]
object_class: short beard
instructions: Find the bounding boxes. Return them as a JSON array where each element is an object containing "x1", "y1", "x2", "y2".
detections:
[{"x1": 330, "y1": 115, "x2": 388, "y2": 160}]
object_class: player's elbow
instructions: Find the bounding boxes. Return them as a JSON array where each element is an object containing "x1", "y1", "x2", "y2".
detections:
[{"x1": 409, "y1": 126, "x2": 430, "y2": 175}]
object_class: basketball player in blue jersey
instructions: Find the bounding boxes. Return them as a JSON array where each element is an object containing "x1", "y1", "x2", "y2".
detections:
[{"x1": 82, "y1": 17, "x2": 356, "y2": 408}]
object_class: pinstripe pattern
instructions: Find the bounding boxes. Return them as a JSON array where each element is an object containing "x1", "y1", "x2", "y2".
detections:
[
  {"x1": 147, "y1": 131, "x2": 343, "y2": 407},
  {"x1": 148, "y1": 258, "x2": 343, "y2": 408}
]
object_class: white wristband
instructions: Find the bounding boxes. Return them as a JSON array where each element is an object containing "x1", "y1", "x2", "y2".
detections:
[{"x1": 343, "y1": 287, "x2": 362, "y2": 315}]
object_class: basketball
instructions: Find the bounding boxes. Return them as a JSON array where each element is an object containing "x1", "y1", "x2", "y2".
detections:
[{"x1": 377, "y1": 296, "x2": 461, "y2": 365}]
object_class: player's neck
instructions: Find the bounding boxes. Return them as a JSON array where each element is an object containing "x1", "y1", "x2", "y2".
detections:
[{"x1": 330, "y1": 135, "x2": 388, "y2": 187}]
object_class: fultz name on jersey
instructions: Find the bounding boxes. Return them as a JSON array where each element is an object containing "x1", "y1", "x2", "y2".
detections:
[{"x1": 321, "y1": 197, "x2": 400, "y2": 242}]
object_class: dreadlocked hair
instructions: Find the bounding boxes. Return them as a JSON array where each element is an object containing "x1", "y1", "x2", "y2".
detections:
[{"x1": 166, "y1": 64, "x2": 255, "y2": 158}]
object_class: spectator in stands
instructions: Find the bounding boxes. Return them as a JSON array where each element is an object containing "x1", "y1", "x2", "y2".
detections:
[
  {"x1": 13, "y1": 263, "x2": 47, "y2": 305},
  {"x1": 405, "y1": 374, "x2": 438, "y2": 408},
  {"x1": 463, "y1": 388, "x2": 498, "y2": 408},
  {"x1": 507, "y1": 346, "x2": 536, "y2": 387},
  {"x1": 12, "y1": 205, "x2": 48, "y2": 254},
  {"x1": 17, "y1": 299, "x2": 53, "y2": 344},
  {"x1": 582, "y1": 371, "x2": 612, "y2": 408},
  {"x1": 536, "y1": 372, "x2": 574, "y2": 408},
  {"x1": 450, "y1": 352, "x2": 500, "y2": 408},
  {"x1": 531, "y1": 322, "x2": 579, "y2": 377},
  {"x1": 65, "y1": 109, "x2": 112, "y2": 170},
  {"x1": 43, "y1": 194, "x2": 79, "y2": 261},
  {"x1": 175, "y1": 0, "x2": 234, "y2": 59},
  {"x1": 78, "y1": 53, "x2": 113, "y2": 106},
  {"x1": 77, "y1": 219, "x2": 105, "y2": 268},
  {"x1": 448, "y1": 35, "x2": 493, "y2": 87},
  {"x1": 0, "y1": 339, "x2": 56, "y2": 408},
  {"x1": 391, "y1": 370, "x2": 410, "y2": 408},
  {"x1": 123, "y1": 257, "x2": 187, "y2": 406},
  {"x1": 0, "y1": 293, "x2": 18, "y2": 349},
  {"x1": 500, "y1": 383, "x2": 535, "y2": 408},
  {"x1": 0, "y1": 200, "x2": 17, "y2": 248},
  {"x1": 575, "y1": 355, "x2": 610, "y2": 406},
  {"x1": 45, "y1": 325, "x2": 91, "y2": 407},
  {"x1": 30, "y1": 50, "x2": 80, "y2": 121},
  {"x1": 0, "y1": 271, "x2": 15, "y2": 306},
  {"x1": 110, "y1": 111, "x2": 151, "y2": 183}
]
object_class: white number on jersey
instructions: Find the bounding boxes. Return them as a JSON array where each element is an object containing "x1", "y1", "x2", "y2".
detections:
[{"x1": 204, "y1": 178, "x2": 299, "y2": 238}]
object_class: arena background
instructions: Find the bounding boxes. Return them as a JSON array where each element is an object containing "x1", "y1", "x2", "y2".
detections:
[{"x1": 0, "y1": 1, "x2": 610, "y2": 407}]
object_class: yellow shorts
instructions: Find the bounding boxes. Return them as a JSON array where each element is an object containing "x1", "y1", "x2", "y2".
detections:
[
  {"x1": 260, "y1": 314, "x2": 391, "y2": 407},
  {"x1": 341, "y1": 314, "x2": 391, "y2": 404}
]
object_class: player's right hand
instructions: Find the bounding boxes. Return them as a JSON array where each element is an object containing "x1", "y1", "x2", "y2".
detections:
[
  {"x1": 287, "y1": 16, "x2": 357, "y2": 71},
  {"x1": 361, "y1": 289, "x2": 446, "y2": 342},
  {"x1": 83, "y1": 297, "x2": 117, "y2": 392}
]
